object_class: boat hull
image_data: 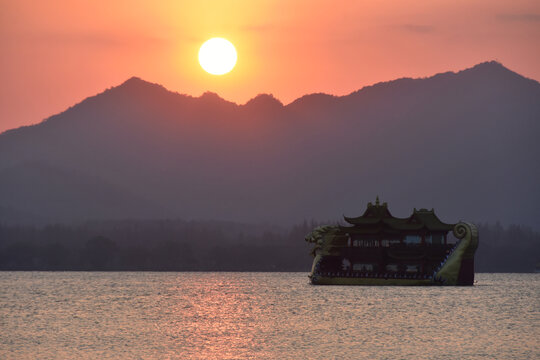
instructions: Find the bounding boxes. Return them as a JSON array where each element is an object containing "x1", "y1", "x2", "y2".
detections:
[{"x1": 310, "y1": 275, "x2": 433, "y2": 286}]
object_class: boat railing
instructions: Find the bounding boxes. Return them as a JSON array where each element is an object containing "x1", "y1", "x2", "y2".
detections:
[
  {"x1": 432, "y1": 238, "x2": 462, "y2": 280},
  {"x1": 313, "y1": 271, "x2": 432, "y2": 280}
]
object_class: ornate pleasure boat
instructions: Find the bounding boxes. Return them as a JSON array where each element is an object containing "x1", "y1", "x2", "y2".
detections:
[{"x1": 306, "y1": 197, "x2": 479, "y2": 285}]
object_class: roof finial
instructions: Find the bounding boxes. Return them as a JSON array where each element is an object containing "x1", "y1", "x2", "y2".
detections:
[{"x1": 375, "y1": 195, "x2": 380, "y2": 206}]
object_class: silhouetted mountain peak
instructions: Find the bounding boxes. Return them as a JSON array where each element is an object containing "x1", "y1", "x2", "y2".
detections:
[
  {"x1": 469, "y1": 60, "x2": 513, "y2": 73},
  {"x1": 459, "y1": 61, "x2": 508, "y2": 75},
  {"x1": 286, "y1": 93, "x2": 337, "y2": 111},
  {"x1": 244, "y1": 94, "x2": 283, "y2": 109},
  {"x1": 114, "y1": 76, "x2": 168, "y2": 93},
  {"x1": 121, "y1": 76, "x2": 147, "y2": 85},
  {"x1": 455, "y1": 61, "x2": 535, "y2": 83},
  {"x1": 200, "y1": 91, "x2": 222, "y2": 100},
  {"x1": 346, "y1": 61, "x2": 539, "y2": 101},
  {"x1": 197, "y1": 91, "x2": 238, "y2": 109}
]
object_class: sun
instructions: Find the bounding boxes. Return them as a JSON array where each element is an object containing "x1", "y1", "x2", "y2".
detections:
[{"x1": 198, "y1": 38, "x2": 237, "y2": 75}]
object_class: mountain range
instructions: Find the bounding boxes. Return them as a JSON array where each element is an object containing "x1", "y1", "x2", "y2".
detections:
[{"x1": 1, "y1": 61, "x2": 539, "y2": 228}]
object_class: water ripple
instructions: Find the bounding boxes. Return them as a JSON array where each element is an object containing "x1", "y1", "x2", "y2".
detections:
[{"x1": 0, "y1": 273, "x2": 538, "y2": 359}]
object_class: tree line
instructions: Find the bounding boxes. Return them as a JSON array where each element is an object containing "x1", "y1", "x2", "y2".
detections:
[{"x1": 0, "y1": 220, "x2": 538, "y2": 272}]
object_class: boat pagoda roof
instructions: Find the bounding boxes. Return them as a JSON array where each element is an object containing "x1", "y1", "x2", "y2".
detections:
[{"x1": 342, "y1": 197, "x2": 454, "y2": 232}]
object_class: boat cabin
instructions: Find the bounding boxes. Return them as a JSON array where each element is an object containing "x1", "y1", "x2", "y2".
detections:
[
  {"x1": 342, "y1": 196, "x2": 454, "y2": 248},
  {"x1": 318, "y1": 197, "x2": 456, "y2": 277}
]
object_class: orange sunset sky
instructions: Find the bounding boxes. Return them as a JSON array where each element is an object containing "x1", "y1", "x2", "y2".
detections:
[{"x1": 1, "y1": 0, "x2": 539, "y2": 133}]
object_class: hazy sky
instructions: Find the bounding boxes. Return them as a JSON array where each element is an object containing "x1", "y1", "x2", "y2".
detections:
[{"x1": 1, "y1": 0, "x2": 539, "y2": 133}]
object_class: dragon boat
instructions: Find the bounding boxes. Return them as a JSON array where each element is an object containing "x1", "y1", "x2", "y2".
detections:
[{"x1": 306, "y1": 197, "x2": 479, "y2": 286}]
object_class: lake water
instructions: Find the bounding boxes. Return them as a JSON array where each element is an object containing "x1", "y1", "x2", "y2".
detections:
[{"x1": 0, "y1": 272, "x2": 538, "y2": 359}]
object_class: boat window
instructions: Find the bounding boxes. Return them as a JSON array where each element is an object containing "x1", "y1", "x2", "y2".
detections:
[
  {"x1": 353, "y1": 239, "x2": 378, "y2": 247},
  {"x1": 381, "y1": 239, "x2": 400, "y2": 247},
  {"x1": 386, "y1": 264, "x2": 398, "y2": 271},
  {"x1": 406, "y1": 265, "x2": 420, "y2": 273},
  {"x1": 361, "y1": 239, "x2": 378, "y2": 247},
  {"x1": 404, "y1": 235, "x2": 421, "y2": 244},
  {"x1": 425, "y1": 235, "x2": 432, "y2": 244}
]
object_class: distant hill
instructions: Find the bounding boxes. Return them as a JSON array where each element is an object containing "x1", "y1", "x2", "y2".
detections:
[{"x1": 1, "y1": 61, "x2": 539, "y2": 227}]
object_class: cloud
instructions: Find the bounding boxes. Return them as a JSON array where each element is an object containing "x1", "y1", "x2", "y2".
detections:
[
  {"x1": 397, "y1": 24, "x2": 435, "y2": 34},
  {"x1": 496, "y1": 13, "x2": 540, "y2": 22},
  {"x1": 16, "y1": 31, "x2": 170, "y2": 48}
]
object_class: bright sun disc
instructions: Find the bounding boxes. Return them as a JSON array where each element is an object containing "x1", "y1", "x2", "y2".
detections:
[{"x1": 198, "y1": 38, "x2": 237, "y2": 75}]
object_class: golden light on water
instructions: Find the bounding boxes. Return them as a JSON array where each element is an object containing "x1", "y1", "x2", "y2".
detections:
[{"x1": 198, "y1": 38, "x2": 237, "y2": 75}]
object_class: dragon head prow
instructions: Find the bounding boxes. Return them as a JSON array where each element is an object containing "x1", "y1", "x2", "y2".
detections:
[{"x1": 305, "y1": 225, "x2": 340, "y2": 243}]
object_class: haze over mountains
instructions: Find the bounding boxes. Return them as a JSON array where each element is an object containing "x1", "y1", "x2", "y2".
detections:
[{"x1": 1, "y1": 61, "x2": 539, "y2": 228}]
